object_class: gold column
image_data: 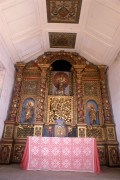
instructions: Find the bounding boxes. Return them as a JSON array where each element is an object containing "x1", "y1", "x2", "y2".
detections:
[
  {"x1": 37, "y1": 64, "x2": 49, "y2": 123},
  {"x1": 8, "y1": 63, "x2": 25, "y2": 122},
  {"x1": 98, "y1": 65, "x2": 112, "y2": 124},
  {"x1": 73, "y1": 65, "x2": 86, "y2": 124},
  {"x1": 0, "y1": 63, "x2": 25, "y2": 164}
]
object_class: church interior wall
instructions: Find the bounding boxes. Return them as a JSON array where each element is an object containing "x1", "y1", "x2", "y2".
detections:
[
  {"x1": 108, "y1": 54, "x2": 120, "y2": 153},
  {"x1": 0, "y1": 40, "x2": 15, "y2": 139}
]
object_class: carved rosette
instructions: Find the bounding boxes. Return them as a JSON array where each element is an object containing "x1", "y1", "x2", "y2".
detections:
[
  {"x1": 74, "y1": 65, "x2": 86, "y2": 124},
  {"x1": 98, "y1": 66, "x2": 112, "y2": 124},
  {"x1": 8, "y1": 63, "x2": 25, "y2": 122}
]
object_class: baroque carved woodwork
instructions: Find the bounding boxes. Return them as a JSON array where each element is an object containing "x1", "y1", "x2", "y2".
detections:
[
  {"x1": 47, "y1": 96, "x2": 73, "y2": 125},
  {"x1": 97, "y1": 146, "x2": 106, "y2": 165},
  {"x1": 46, "y1": 0, "x2": 82, "y2": 23},
  {"x1": 3, "y1": 124, "x2": 14, "y2": 139},
  {"x1": 12, "y1": 144, "x2": 25, "y2": 163},
  {"x1": 0, "y1": 144, "x2": 12, "y2": 164},
  {"x1": 108, "y1": 146, "x2": 120, "y2": 166},
  {"x1": 0, "y1": 51, "x2": 119, "y2": 166},
  {"x1": 49, "y1": 32, "x2": 76, "y2": 48}
]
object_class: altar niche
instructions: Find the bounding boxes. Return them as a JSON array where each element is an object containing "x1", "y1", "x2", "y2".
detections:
[
  {"x1": 86, "y1": 100, "x2": 100, "y2": 126},
  {"x1": 45, "y1": 59, "x2": 76, "y2": 137}
]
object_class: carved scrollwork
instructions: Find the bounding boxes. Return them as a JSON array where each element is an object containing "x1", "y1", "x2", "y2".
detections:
[
  {"x1": 107, "y1": 127, "x2": 115, "y2": 140},
  {"x1": 47, "y1": 96, "x2": 73, "y2": 125},
  {"x1": 108, "y1": 146, "x2": 120, "y2": 165},
  {"x1": 86, "y1": 126, "x2": 105, "y2": 140},
  {"x1": 13, "y1": 144, "x2": 25, "y2": 162},
  {"x1": 0, "y1": 144, "x2": 12, "y2": 163},
  {"x1": 97, "y1": 146, "x2": 106, "y2": 165},
  {"x1": 34, "y1": 126, "x2": 43, "y2": 136},
  {"x1": 14, "y1": 126, "x2": 34, "y2": 139},
  {"x1": 4, "y1": 125, "x2": 14, "y2": 139},
  {"x1": 77, "y1": 127, "x2": 86, "y2": 137}
]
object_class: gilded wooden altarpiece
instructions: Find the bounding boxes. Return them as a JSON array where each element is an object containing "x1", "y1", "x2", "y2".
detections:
[{"x1": 0, "y1": 51, "x2": 119, "y2": 166}]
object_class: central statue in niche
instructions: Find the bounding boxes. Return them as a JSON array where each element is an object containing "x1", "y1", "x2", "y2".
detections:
[{"x1": 53, "y1": 72, "x2": 69, "y2": 96}]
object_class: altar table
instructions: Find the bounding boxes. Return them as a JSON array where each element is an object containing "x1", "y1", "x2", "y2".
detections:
[{"x1": 21, "y1": 137, "x2": 100, "y2": 174}]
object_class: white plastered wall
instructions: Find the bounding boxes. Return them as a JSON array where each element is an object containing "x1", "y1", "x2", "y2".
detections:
[
  {"x1": 0, "y1": 38, "x2": 15, "y2": 139},
  {"x1": 108, "y1": 54, "x2": 120, "y2": 152}
]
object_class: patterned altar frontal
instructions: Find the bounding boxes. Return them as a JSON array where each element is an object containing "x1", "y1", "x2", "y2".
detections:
[
  {"x1": 21, "y1": 137, "x2": 100, "y2": 173},
  {"x1": 46, "y1": 0, "x2": 82, "y2": 23}
]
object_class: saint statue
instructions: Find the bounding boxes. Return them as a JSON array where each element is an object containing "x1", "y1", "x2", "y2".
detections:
[
  {"x1": 24, "y1": 101, "x2": 34, "y2": 122},
  {"x1": 53, "y1": 72, "x2": 69, "y2": 96},
  {"x1": 55, "y1": 75, "x2": 66, "y2": 95},
  {"x1": 88, "y1": 104, "x2": 97, "y2": 125}
]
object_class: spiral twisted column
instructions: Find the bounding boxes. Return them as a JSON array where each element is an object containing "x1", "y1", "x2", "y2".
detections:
[
  {"x1": 36, "y1": 64, "x2": 49, "y2": 123},
  {"x1": 98, "y1": 65, "x2": 112, "y2": 124},
  {"x1": 8, "y1": 63, "x2": 25, "y2": 122},
  {"x1": 73, "y1": 65, "x2": 86, "y2": 124}
]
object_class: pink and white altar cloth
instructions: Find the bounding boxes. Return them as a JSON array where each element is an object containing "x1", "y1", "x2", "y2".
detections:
[{"x1": 21, "y1": 137, "x2": 100, "y2": 174}]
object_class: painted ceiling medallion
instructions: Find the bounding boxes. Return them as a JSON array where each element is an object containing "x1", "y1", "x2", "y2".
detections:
[
  {"x1": 46, "y1": 0, "x2": 82, "y2": 23},
  {"x1": 49, "y1": 32, "x2": 76, "y2": 48}
]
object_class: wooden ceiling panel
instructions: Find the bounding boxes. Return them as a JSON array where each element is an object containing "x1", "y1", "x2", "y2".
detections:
[
  {"x1": 49, "y1": 32, "x2": 76, "y2": 48},
  {"x1": 0, "y1": 0, "x2": 120, "y2": 66},
  {"x1": 46, "y1": 0, "x2": 82, "y2": 23}
]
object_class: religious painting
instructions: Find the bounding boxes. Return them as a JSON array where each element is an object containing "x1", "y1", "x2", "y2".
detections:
[
  {"x1": 20, "y1": 98, "x2": 35, "y2": 124},
  {"x1": 49, "y1": 32, "x2": 76, "y2": 48},
  {"x1": 86, "y1": 100, "x2": 100, "y2": 125},
  {"x1": 46, "y1": 0, "x2": 82, "y2": 23},
  {"x1": 22, "y1": 80, "x2": 38, "y2": 95}
]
